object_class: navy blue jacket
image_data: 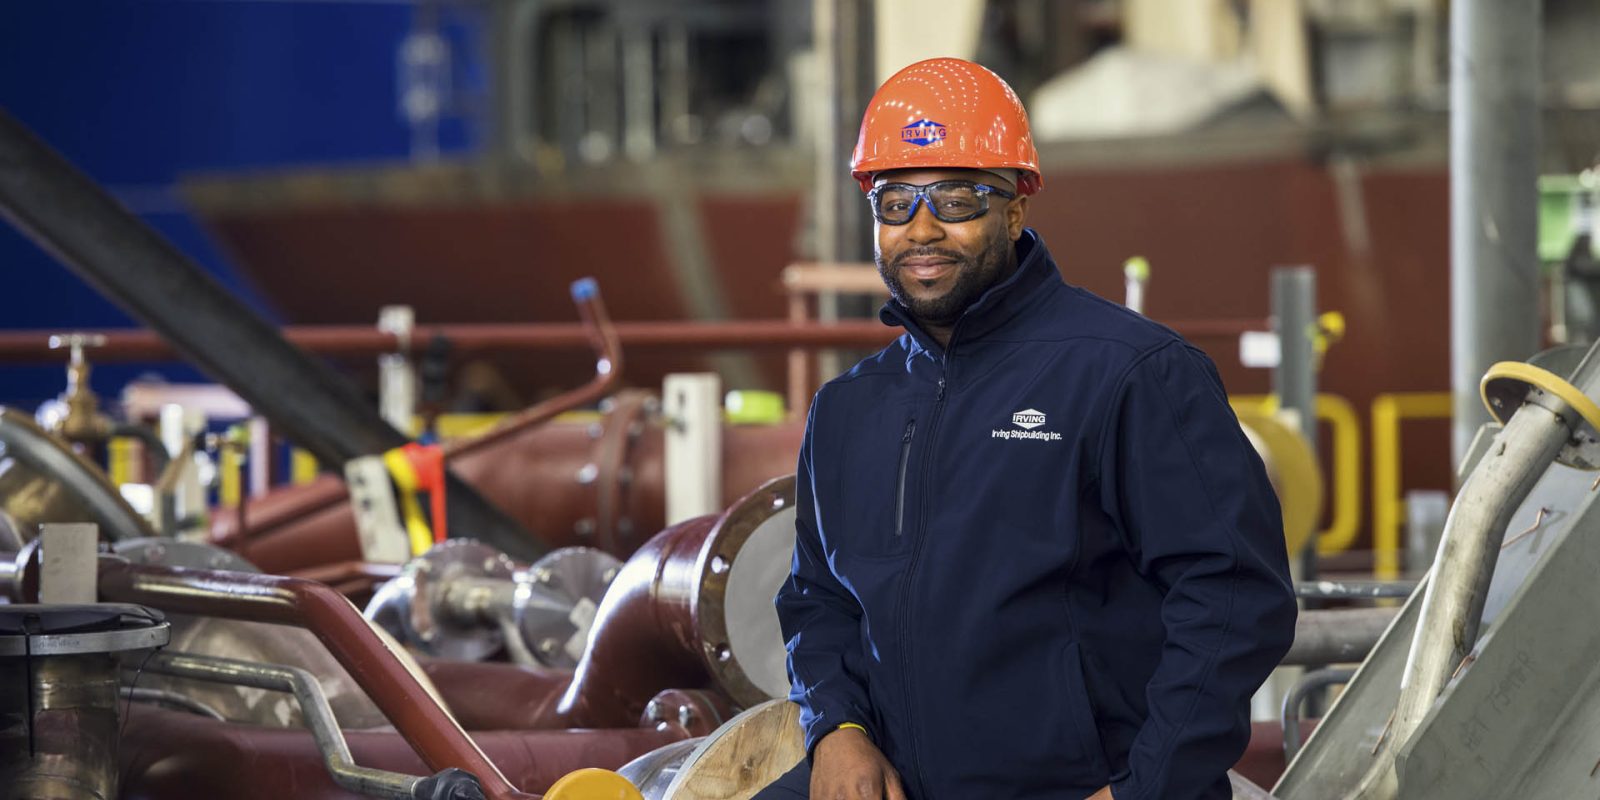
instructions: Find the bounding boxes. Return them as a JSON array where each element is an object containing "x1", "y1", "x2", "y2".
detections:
[{"x1": 776, "y1": 230, "x2": 1296, "y2": 800}]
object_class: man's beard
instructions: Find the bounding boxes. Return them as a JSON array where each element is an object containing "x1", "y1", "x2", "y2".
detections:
[{"x1": 876, "y1": 228, "x2": 1014, "y2": 328}]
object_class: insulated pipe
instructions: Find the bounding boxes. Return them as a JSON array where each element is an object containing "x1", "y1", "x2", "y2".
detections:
[
  {"x1": 0, "y1": 109, "x2": 538, "y2": 563},
  {"x1": 1449, "y1": 0, "x2": 1541, "y2": 465},
  {"x1": 88, "y1": 560, "x2": 538, "y2": 800},
  {"x1": 1279, "y1": 607, "x2": 1399, "y2": 666}
]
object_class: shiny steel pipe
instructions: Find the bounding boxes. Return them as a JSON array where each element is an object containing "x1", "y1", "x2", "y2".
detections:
[
  {"x1": 141, "y1": 651, "x2": 473, "y2": 800},
  {"x1": 1391, "y1": 406, "x2": 1569, "y2": 725},
  {"x1": 1281, "y1": 668, "x2": 1357, "y2": 761},
  {"x1": 1294, "y1": 580, "x2": 1418, "y2": 601},
  {"x1": 1280, "y1": 607, "x2": 1400, "y2": 666},
  {"x1": 92, "y1": 560, "x2": 538, "y2": 800},
  {"x1": 1351, "y1": 353, "x2": 1592, "y2": 799},
  {"x1": 121, "y1": 686, "x2": 226, "y2": 721}
]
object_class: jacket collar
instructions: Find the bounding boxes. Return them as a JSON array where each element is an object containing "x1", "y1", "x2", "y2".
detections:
[{"x1": 878, "y1": 228, "x2": 1058, "y2": 358}]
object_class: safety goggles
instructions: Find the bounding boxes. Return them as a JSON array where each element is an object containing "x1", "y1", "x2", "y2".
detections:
[{"x1": 867, "y1": 180, "x2": 1016, "y2": 225}]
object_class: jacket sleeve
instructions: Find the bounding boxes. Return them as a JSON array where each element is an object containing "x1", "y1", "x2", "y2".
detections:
[
  {"x1": 775, "y1": 398, "x2": 877, "y2": 757},
  {"x1": 1099, "y1": 342, "x2": 1298, "y2": 800}
]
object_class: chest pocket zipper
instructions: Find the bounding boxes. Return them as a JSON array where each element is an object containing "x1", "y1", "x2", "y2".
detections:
[{"x1": 895, "y1": 419, "x2": 916, "y2": 537}]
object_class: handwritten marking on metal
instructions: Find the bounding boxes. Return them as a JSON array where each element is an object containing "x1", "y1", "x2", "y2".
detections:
[{"x1": 1501, "y1": 507, "x2": 1553, "y2": 550}]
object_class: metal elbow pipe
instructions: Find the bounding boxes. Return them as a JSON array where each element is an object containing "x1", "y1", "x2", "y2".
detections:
[
  {"x1": 535, "y1": 475, "x2": 797, "y2": 729},
  {"x1": 1352, "y1": 343, "x2": 1600, "y2": 799}
]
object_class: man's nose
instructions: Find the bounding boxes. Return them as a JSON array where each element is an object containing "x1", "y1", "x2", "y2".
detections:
[{"x1": 904, "y1": 199, "x2": 946, "y2": 244}]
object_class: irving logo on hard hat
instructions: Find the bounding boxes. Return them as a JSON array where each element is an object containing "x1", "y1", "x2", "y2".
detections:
[
  {"x1": 993, "y1": 408, "x2": 1062, "y2": 441},
  {"x1": 900, "y1": 119, "x2": 948, "y2": 147}
]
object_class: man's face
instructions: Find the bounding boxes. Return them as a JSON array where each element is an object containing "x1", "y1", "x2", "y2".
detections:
[{"x1": 872, "y1": 168, "x2": 1028, "y2": 328}]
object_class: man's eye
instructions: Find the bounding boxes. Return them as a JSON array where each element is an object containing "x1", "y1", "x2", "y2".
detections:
[
  {"x1": 885, "y1": 200, "x2": 912, "y2": 213},
  {"x1": 941, "y1": 198, "x2": 977, "y2": 211}
]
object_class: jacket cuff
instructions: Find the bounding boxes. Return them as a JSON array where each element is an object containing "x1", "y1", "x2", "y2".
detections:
[
  {"x1": 803, "y1": 715, "x2": 874, "y2": 764},
  {"x1": 1110, "y1": 773, "x2": 1139, "y2": 800}
]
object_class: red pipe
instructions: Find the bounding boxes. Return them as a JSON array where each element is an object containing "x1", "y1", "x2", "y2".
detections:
[
  {"x1": 92, "y1": 560, "x2": 538, "y2": 800},
  {"x1": 445, "y1": 283, "x2": 623, "y2": 459},
  {"x1": 0, "y1": 320, "x2": 902, "y2": 363},
  {"x1": 0, "y1": 318, "x2": 1258, "y2": 364},
  {"x1": 284, "y1": 560, "x2": 403, "y2": 586},
  {"x1": 215, "y1": 284, "x2": 620, "y2": 551}
]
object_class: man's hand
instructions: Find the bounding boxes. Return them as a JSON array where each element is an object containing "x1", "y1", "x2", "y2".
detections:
[
  {"x1": 811, "y1": 726, "x2": 907, "y2": 800},
  {"x1": 1086, "y1": 786, "x2": 1115, "y2": 799}
]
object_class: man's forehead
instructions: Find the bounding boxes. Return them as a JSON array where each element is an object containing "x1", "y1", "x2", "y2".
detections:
[{"x1": 873, "y1": 168, "x2": 1016, "y2": 191}]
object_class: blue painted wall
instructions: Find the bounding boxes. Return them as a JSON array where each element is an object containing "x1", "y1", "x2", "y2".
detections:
[{"x1": 0, "y1": 0, "x2": 484, "y2": 409}]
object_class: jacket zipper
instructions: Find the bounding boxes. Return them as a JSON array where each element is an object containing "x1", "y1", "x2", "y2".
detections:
[
  {"x1": 897, "y1": 372, "x2": 947, "y2": 799},
  {"x1": 895, "y1": 419, "x2": 916, "y2": 537}
]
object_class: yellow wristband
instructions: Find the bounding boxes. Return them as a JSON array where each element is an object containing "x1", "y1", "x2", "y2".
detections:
[{"x1": 837, "y1": 722, "x2": 868, "y2": 737}]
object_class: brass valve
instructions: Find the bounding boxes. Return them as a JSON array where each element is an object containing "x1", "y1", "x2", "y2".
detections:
[{"x1": 47, "y1": 332, "x2": 111, "y2": 443}]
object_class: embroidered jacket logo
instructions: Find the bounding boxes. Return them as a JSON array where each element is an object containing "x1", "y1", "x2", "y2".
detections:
[
  {"x1": 1011, "y1": 409, "x2": 1047, "y2": 429},
  {"x1": 993, "y1": 408, "x2": 1062, "y2": 441}
]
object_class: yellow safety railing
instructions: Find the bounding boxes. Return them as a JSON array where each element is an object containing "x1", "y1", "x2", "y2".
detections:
[
  {"x1": 1230, "y1": 393, "x2": 1362, "y2": 556},
  {"x1": 1370, "y1": 392, "x2": 1453, "y2": 580}
]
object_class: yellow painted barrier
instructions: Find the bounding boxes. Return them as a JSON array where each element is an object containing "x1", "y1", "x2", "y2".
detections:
[
  {"x1": 108, "y1": 436, "x2": 137, "y2": 486},
  {"x1": 1371, "y1": 392, "x2": 1453, "y2": 580},
  {"x1": 219, "y1": 445, "x2": 243, "y2": 509},
  {"x1": 1230, "y1": 393, "x2": 1362, "y2": 556},
  {"x1": 290, "y1": 448, "x2": 319, "y2": 485}
]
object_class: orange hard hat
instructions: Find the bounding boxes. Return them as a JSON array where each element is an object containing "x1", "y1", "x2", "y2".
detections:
[{"x1": 851, "y1": 57, "x2": 1042, "y2": 195}]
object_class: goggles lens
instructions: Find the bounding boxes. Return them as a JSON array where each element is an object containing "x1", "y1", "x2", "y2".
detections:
[{"x1": 869, "y1": 180, "x2": 1014, "y2": 225}]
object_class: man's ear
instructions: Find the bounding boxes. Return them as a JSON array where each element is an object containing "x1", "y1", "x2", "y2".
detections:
[{"x1": 1006, "y1": 195, "x2": 1029, "y2": 241}]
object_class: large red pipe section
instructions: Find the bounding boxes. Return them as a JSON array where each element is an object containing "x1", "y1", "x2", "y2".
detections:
[
  {"x1": 209, "y1": 418, "x2": 805, "y2": 575},
  {"x1": 531, "y1": 514, "x2": 720, "y2": 729},
  {"x1": 87, "y1": 560, "x2": 538, "y2": 800},
  {"x1": 394, "y1": 477, "x2": 792, "y2": 732}
]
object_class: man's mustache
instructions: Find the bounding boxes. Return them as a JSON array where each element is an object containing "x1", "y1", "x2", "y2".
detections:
[{"x1": 890, "y1": 248, "x2": 967, "y2": 268}]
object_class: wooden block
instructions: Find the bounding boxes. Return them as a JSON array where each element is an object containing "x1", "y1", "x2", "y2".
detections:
[{"x1": 666, "y1": 699, "x2": 805, "y2": 800}]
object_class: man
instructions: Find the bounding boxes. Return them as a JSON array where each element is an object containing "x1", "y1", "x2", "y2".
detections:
[{"x1": 758, "y1": 58, "x2": 1297, "y2": 800}]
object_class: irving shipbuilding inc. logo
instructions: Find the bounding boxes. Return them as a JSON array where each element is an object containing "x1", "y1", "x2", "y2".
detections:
[
  {"x1": 901, "y1": 119, "x2": 948, "y2": 147},
  {"x1": 993, "y1": 408, "x2": 1062, "y2": 441}
]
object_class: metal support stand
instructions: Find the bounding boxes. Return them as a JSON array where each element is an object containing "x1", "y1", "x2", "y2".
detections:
[{"x1": 1449, "y1": 0, "x2": 1542, "y2": 469}]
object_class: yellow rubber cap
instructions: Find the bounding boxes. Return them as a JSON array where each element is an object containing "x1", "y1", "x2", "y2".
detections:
[{"x1": 542, "y1": 768, "x2": 644, "y2": 800}]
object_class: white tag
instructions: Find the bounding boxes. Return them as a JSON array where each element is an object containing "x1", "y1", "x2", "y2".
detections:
[
  {"x1": 40, "y1": 523, "x2": 98, "y2": 604},
  {"x1": 344, "y1": 456, "x2": 412, "y2": 564},
  {"x1": 1239, "y1": 331, "x2": 1281, "y2": 368}
]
